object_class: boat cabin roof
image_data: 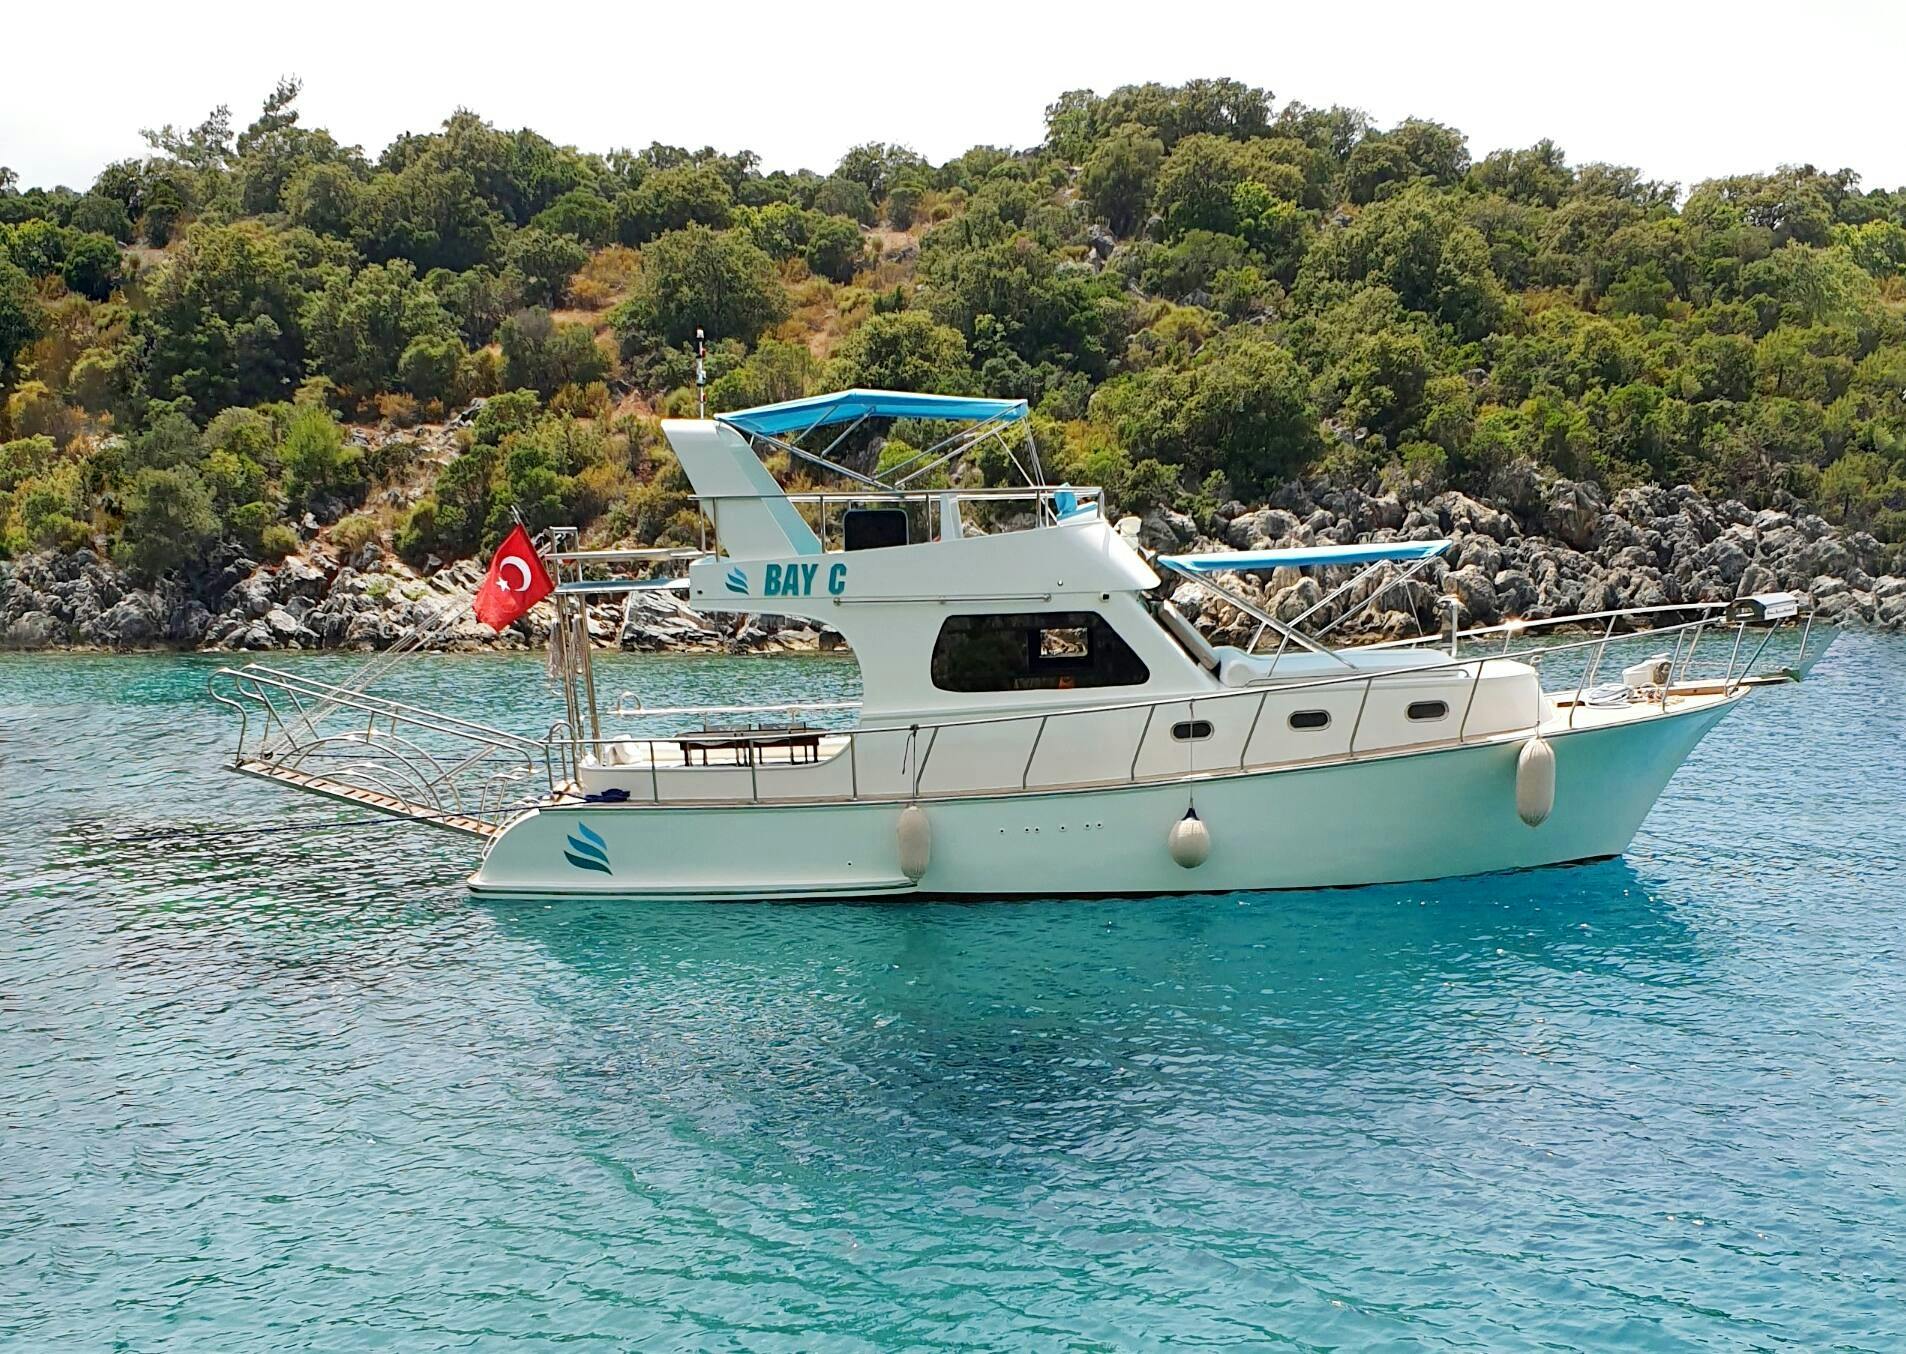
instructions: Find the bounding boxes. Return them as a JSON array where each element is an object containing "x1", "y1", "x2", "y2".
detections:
[{"x1": 716, "y1": 388, "x2": 1028, "y2": 437}]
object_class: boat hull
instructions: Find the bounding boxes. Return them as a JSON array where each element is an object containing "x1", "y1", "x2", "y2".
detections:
[{"x1": 468, "y1": 695, "x2": 1740, "y2": 900}]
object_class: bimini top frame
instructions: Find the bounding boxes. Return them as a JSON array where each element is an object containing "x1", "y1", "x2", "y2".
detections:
[
  {"x1": 1156, "y1": 539, "x2": 1457, "y2": 670},
  {"x1": 713, "y1": 387, "x2": 1041, "y2": 496}
]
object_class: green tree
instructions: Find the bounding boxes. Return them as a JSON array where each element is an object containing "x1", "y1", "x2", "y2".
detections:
[
  {"x1": 1298, "y1": 184, "x2": 1505, "y2": 340},
  {"x1": 503, "y1": 227, "x2": 589, "y2": 307},
  {"x1": 1080, "y1": 123, "x2": 1164, "y2": 236},
  {"x1": 834, "y1": 142, "x2": 928, "y2": 198},
  {"x1": 353, "y1": 160, "x2": 501, "y2": 272},
  {"x1": 114, "y1": 466, "x2": 218, "y2": 580},
  {"x1": 531, "y1": 188, "x2": 615, "y2": 245},
  {"x1": 280, "y1": 403, "x2": 363, "y2": 509},
  {"x1": 823, "y1": 311, "x2": 971, "y2": 392},
  {"x1": 1094, "y1": 331, "x2": 1318, "y2": 492},
  {"x1": 398, "y1": 332, "x2": 468, "y2": 403},
  {"x1": 617, "y1": 224, "x2": 786, "y2": 347},
  {"x1": 812, "y1": 176, "x2": 876, "y2": 225},
  {"x1": 499, "y1": 309, "x2": 609, "y2": 396},
  {"x1": 301, "y1": 259, "x2": 454, "y2": 399},
  {"x1": 1152, "y1": 135, "x2": 1251, "y2": 237},
  {"x1": 613, "y1": 164, "x2": 733, "y2": 245},
  {"x1": 146, "y1": 221, "x2": 308, "y2": 413},
  {"x1": 56, "y1": 232, "x2": 122, "y2": 300},
  {"x1": 0, "y1": 256, "x2": 38, "y2": 376},
  {"x1": 68, "y1": 194, "x2": 133, "y2": 242},
  {"x1": 801, "y1": 213, "x2": 865, "y2": 283},
  {"x1": 283, "y1": 162, "x2": 362, "y2": 237}
]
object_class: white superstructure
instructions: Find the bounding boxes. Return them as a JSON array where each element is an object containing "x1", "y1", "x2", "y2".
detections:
[{"x1": 211, "y1": 390, "x2": 1822, "y2": 900}]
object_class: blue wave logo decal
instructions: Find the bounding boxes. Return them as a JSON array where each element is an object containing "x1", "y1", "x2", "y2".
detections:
[
  {"x1": 725, "y1": 565, "x2": 748, "y2": 594},
  {"x1": 564, "y1": 820, "x2": 612, "y2": 874}
]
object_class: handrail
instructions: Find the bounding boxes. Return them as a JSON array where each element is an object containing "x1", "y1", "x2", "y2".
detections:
[
  {"x1": 217, "y1": 664, "x2": 541, "y2": 752},
  {"x1": 566, "y1": 609, "x2": 1750, "y2": 762},
  {"x1": 1364, "y1": 600, "x2": 1733, "y2": 650},
  {"x1": 690, "y1": 485, "x2": 1103, "y2": 507},
  {"x1": 612, "y1": 695, "x2": 860, "y2": 719},
  {"x1": 547, "y1": 608, "x2": 1770, "y2": 803},
  {"x1": 215, "y1": 601, "x2": 1790, "y2": 822}
]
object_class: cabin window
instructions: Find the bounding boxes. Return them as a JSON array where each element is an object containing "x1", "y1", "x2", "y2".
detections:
[
  {"x1": 931, "y1": 611, "x2": 1151, "y2": 693},
  {"x1": 1289, "y1": 709, "x2": 1331, "y2": 731},
  {"x1": 1171, "y1": 719, "x2": 1214, "y2": 741},
  {"x1": 1407, "y1": 700, "x2": 1449, "y2": 722}
]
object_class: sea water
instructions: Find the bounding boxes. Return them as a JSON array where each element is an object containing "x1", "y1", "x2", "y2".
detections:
[{"x1": 2, "y1": 639, "x2": 1902, "y2": 1350}]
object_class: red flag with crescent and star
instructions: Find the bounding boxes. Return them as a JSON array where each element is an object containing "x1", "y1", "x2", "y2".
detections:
[{"x1": 471, "y1": 523, "x2": 555, "y2": 630}]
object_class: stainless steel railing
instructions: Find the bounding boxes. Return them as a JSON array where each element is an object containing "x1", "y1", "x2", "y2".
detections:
[
  {"x1": 544, "y1": 608, "x2": 1781, "y2": 809},
  {"x1": 211, "y1": 600, "x2": 1796, "y2": 825},
  {"x1": 209, "y1": 665, "x2": 552, "y2": 834}
]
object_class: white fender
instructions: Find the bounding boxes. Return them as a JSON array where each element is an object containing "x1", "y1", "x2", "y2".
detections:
[
  {"x1": 1516, "y1": 737, "x2": 1556, "y2": 827},
  {"x1": 897, "y1": 803, "x2": 931, "y2": 881},
  {"x1": 1167, "y1": 808, "x2": 1211, "y2": 869}
]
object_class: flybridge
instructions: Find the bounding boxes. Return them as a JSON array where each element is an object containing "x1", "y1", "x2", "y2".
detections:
[{"x1": 665, "y1": 386, "x2": 1056, "y2": 562}]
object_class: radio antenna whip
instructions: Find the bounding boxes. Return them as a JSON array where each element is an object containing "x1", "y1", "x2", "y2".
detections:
[{"x1": 696, "y1": 326, "x2": 707, "y2": 418}]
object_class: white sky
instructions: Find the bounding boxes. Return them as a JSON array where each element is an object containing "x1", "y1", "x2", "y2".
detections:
[{"x1": 5, "y1": 0, "x2": 1904, "y2": 196}]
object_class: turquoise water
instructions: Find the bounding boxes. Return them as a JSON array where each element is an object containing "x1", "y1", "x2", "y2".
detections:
[{"x1": 3, "y1": 640, "x2": 1903, "y2": 1350}]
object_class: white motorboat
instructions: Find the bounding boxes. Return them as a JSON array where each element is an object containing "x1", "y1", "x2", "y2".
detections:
[{"x1": 212, "y1": 390, "x2": 1822, "y2": 900}]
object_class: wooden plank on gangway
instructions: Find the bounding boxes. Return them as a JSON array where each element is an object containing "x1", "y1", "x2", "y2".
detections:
[{"x1": 234, "y1": 760, "x2": 503, "y2": 838}]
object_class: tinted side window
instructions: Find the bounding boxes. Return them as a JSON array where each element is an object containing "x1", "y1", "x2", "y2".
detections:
[{"x1": 931, "y1": 612, "x2": 1151, "y2": 692}]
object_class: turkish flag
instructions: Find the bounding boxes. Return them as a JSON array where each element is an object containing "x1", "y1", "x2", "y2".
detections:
[{"x1": 471, "y1": 524, "x2": 555, "y2": 630}]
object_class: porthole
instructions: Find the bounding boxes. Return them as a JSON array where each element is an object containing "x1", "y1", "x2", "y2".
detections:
[
  {"x1": 1407, "y1": 700, "x2": 1449, "y2": 722},
  {"x1": 1171, "y1": 719, "x2": 1214, "y2": 741},
  {"x1": 1288, "y1": 709, "x2": 1331, "y2": 731}
]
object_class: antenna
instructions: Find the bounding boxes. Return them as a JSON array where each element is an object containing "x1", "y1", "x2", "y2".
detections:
[{"x1": 695, "y1": 326, "x2": 707, "y2": 418}]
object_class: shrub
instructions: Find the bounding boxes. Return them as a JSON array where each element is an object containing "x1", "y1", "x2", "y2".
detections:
[
  {"x1": 395, "y1": 498, "x2": 440, "y2": 564},
  {"x1": 258, "y1": 523, "x2": 301, "y2": 560},
  {"x1": 364, "y1": 437, "x2": 422, "y2": 484},
  {"x1": 500, "y1": 310, "x2": 609, "y2": 396},
  {"x1": 376, "y1": 392, "x2": 423, "y2": 427},
  {"x1": 330, "y1": 512, "x2": 381, "y2": 554},
  {"x1": 0, "y1": 435, "x2": 56, "y2": 490},
  {"x1": 114, "y1": 466, "x2": 218, "y2": 580},
  {"x1": 398, "y1": 333, "x2": 466, "y2": 404},
  {"x1": 224, "y1": 500, "x2": 277, "y2": 554},
  {"x1": 281, "y1": 404, "x2": 364, "y2": 509},
  {"x1": 13, "y1": 463, "x2": 92, "y2": 549}
]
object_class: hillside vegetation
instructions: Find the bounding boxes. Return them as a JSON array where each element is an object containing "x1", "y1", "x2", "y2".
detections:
[{"x1": 4, "y1": 76, "x2": 1906, "y2": 582}]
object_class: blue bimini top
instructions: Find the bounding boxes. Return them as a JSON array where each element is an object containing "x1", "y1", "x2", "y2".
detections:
[
  {"x1": 717, "y1": 388, "x2": 1028, "y2": 437},
  {"x1": 1158, "y1": 540, "x2": 1453, "y2": 572}
]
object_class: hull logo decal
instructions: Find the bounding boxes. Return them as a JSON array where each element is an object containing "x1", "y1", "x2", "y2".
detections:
[
  {"x1": 564, "y1": 820, "x2": 613, "y2": 874},
  {"x1": 724, "y1": 566, "x2": 749, "y2": 594}
]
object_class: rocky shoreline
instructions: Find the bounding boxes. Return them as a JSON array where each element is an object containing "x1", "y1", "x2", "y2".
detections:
[
  {"x1": 4, "y1": 473, "x2": 1904, "y2": 654},
  {"x1": 0, "y1": 544, "x2": 841, "y2": 655},
  {"x1": 1153, "y1": 474, "x2": 1906, "y2": 642}
]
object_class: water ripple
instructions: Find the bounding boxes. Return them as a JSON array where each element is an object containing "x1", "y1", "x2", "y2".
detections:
[{"x1": 1, "y1": 643, "x2": 1902, "y2": 1349}]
